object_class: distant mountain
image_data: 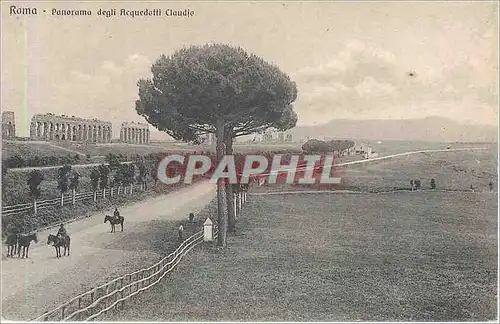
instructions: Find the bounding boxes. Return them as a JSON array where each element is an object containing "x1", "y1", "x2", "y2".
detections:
[{"x1": 289, "y1": 117, "x2": 498, "y2": 142}]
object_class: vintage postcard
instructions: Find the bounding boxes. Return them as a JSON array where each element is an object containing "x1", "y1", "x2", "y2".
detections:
[{"x1": 1, "y1": 1, "x2": 498, "y2": 322}]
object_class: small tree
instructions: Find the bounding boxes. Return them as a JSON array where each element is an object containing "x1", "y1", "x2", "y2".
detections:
[
  {"x1": 27, "y1": 169, "x2": 44, "y2": 214},
  {"x1": 98, "y1": 164, "x2": 110, "y2": 190},
  {"x1": 430, "y1": 178, "x2": 436, "y2": 189},
  {"x1": 69, "y1": 171, "x2": 81, "y2": 204},
  {"x1": 151, "y1": 164, "x2": 158, "y2": 186},
  {"x1": 105, "y1": 153, "x2": 121, "y2": 170},
  {"x1": 57, "y1": 164, "x2": 72, "y2": 206},
  {"x1": 113, "y1": 165, "x2": 125, "y2": 191},
  {"x1": 90, "y1": 168, "x2": 100, "y2": 201},
  {"x1": 2, "y1": 163, "x2": 8, "y2": 200},
  {"x1": 136, "y1": 158, "x2": 147, "y2": 190},
  {"x1": 127, "y1": 164, "x2": 137, "y2": 193}
]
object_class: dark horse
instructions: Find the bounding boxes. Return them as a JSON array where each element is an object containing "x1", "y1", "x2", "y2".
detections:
[
  {"x1": 104, "y1": 215, "x2": 124, "y2": 233},
  {"x1": 18, "y1": 233, "x2": 38, "y2": 258},
  {"x1": 6, "y1": 233, "x2": 19, "y2": 257},
  {"x1": 47, "y1": 234, "x2": 71, "y2": 258}
]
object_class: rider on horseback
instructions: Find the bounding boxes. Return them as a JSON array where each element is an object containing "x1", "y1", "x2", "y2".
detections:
[
  {"x1": 57, "y1": 224, "x2": 67, "y2": 240},
  {"x1": 113, "y1": 207, "x2": 120, "y2": 221}
]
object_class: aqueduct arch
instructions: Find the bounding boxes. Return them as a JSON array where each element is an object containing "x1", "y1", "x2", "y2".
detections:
[{"x1": 30, "y1": 113, "x2": 112, "y2": 143}]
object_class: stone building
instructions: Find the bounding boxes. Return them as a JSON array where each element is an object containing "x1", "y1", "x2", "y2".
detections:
[
  {"x1": 120, "y1": 121, "x2": 150, "y2": 144},
  {"x1": 258, "y1": 130, "x2": 292, "y2": 143},
  {"x1": 204, "y1": 133, "x2": 216, "y2": 145},
  {"x1": 30, "y1": 113, "x2": 112, "y2": 143},
  {"x1": 2, "y1": 111, "x2": 16, "y2": 138}
]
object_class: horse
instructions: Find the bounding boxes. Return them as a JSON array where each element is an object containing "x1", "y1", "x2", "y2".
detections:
[
  {"x1": 104, "y1": 215, "x2": 124, "y2": 233},
  {"x1": 17, "y1": 233, "x2": 38, "y2": 258},
  {"x1": 47, "y1": 234, "x2": 71, "y2": 258},
  {"x1": 6, "y1": 233, "x2": 19, "y2": 257}
]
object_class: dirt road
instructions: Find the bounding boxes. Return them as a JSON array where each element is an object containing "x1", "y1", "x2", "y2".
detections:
[{"x1": 1, "y1": 180, "x2": 216, "y2": 321}]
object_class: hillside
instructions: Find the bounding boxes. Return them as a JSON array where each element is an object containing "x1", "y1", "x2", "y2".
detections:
[{"x1": 289, "y1": 116, "x2": 498, "y2": 142}]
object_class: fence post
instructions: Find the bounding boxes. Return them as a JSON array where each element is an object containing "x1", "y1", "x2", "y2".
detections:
[
  {"x1": 204, "y1": 218, "x2": 214, "y2": 242},
  {"x1": 105, "y1": 284, "x2": 110, "y2": 308},
  {"x1": 93, "y1": 191, "x2": 97, "y2": 202},
  {"x1": 72, "y1": 189, "x2": 76, "y2": 205},
  {"x1": 33, "y1": 199, "x2": 38, "y2": 215},
  {"x1": 110, "y1": 187, "x2": 114, "y2": 197},
  {"x1": 233, "y1": 193, "x2": 238, "y2": 216},
  {"x1": 120, "y1": 277, "x2": 124, "y2": 309},
  {"x1": 61, "y1": 193, "x2": 64, "y2": 207},
  {"x1": 130, "y1": 183, "x2": 133, "y2": 195},
  {"x1": 61, "y1": 306, "x2": 66, "y2": 321},
  {"x1": 103, "y1": 188, "x2": 106, "y2": 199},
  {"x1": 238, "y1": 193, "x2": 242, "y2": 210}
]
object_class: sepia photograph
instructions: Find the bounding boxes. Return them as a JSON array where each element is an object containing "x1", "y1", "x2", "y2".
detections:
[{"x1": 1, "y1": 1, "x2": 498, "y2": 322}]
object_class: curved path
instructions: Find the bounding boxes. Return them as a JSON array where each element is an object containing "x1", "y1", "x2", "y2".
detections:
[
  {"x1": 257, "y1": 147, "x2": 490, "y2": 177},
  {"x1": 1, "y1": 180, "x2": 216, "y2": 321}
]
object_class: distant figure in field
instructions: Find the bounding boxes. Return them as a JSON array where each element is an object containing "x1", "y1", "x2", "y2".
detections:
[
  {"x1": 470, "y1": 184, "x2": 475, "y2": 192},
  {"x1": 188, "y1": 213, "x2": 194, "y2": 223},
  {"x1": 178, "y1": 223, "x2": 184, "y2": 241},
  {"x1": 414, "y1": 179, "x2": 421, "y2": 190},
  {"x1": 410, "y1": 180, "x2": 414, "y2": 191},
  {"x1": 489, "y1": 181, "x2": 494, "y2": 191},
  {"x1": 430, "y1": 178, "x2": 436, "y2": 190}
]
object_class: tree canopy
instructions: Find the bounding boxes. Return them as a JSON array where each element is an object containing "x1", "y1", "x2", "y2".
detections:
[
  {"x1": 57, "y1": 164, "x2": 72, "y2": 194},
  {"x1": 302, "y1": 139, "x2": 330, "y2": 154},
  {"x1": 135, "y1": 43, "x2": 298, "y2": 142},
  {"x1": 27, "y1": 169, "x2": 44, "y2": 199},
  {"x1": 302, "y1": 139, "x2": 355, "y2": 154}
]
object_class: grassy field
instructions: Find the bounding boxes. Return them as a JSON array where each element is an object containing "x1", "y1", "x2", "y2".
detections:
[
  {"x1": 1, "y1": 141, "x2": 85, "y2": 160},
  {"x1": 98, "y1": 147, "x2": 497, "y2": 322},
  {"x1": 102, "y1": 191, "x2": 497, "y2": 321},
  {"x1": 252, "y1": 145, "x2": 498, "y2": 193}
]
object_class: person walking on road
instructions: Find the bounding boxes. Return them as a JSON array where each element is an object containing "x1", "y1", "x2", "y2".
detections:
[{"x1": 178, "y1": 223, "x2": 184, "y2": 241}]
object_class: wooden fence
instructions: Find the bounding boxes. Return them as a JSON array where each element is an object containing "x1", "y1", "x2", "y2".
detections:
[
  {"x1": 2, "y1": 183, "x2": 147, "y2": 217},
  {"x1": 31, "y1": 188, "x2": 248, "y2": 322},
  {"x1": 32, "y1": 229, "x2": 219, "y2": 322}
]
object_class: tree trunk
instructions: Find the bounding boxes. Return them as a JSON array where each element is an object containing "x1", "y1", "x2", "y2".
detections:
[
  {"x1": 33, "y1": 199, "x2": 37, "y2": 215},
  {"x1": 130, "y1": 183, "x2": 133, "y2": 195},
  {"x1": 224, "y1": 133, "x2": 236, "y2": 233},
  {"x1": 216, "y1": 123, "x2": 227, "y2": 247}
]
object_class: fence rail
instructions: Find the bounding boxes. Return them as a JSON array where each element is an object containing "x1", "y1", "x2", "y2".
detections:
[
  {"x1": 2, "y1": 183, "x2": 146, "y2": 216},
  {"x1": 32, "y1": 229, "x2": 219, "y2": 322}
]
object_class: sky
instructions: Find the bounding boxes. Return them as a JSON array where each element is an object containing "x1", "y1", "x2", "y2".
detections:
[{"x1": 2, "y1": 1, "x2": 498, "y2": 140}]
